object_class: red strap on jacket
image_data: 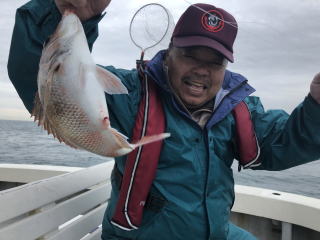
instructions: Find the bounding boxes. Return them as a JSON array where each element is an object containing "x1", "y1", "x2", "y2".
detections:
[
  {"x1": 111, "y1": 74, "x2": 166, "y2": 230},
  {"x1": 232, "y1": 101, "x2": 261, "y2": 169}
]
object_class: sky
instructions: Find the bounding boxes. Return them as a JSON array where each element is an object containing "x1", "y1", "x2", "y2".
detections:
[{"x1": 0, "y1": 0, "x2": 319, "y2": 121}]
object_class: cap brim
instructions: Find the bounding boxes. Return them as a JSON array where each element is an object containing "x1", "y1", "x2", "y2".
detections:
[{"x1": 172, "y1": 36, "x2": 234, "y2": 62}]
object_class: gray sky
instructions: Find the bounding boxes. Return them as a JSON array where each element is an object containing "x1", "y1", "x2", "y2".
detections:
[{"x1": 0, "y1": 0, "x2": 319, "y2": 120}]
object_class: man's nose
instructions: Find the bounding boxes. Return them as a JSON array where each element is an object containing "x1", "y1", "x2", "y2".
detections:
[{"x1": 193, "y1": 65, "x2": 210, "y2": 77}]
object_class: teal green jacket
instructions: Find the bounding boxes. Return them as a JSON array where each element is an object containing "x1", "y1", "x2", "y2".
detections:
[{"x1": 8, "y1": 1, "x2": 320, "y2": 239}]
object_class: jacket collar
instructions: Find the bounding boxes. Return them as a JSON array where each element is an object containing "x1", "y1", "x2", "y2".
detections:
[
  {"x1": 145, "y1": 50, "x2": 256, "y2": 128},
  {"x1": 145, "y1": 50, "x2": 170, "y2": 91}
]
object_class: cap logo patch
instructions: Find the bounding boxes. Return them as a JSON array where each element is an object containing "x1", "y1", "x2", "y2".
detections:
[{"x1": 201, "y1": 10, "x2": 224, "y2": 32}]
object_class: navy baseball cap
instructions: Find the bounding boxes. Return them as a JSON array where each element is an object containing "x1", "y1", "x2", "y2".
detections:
[{"x1": 171, "y1": 3, "x2": 238, "y2": 62}]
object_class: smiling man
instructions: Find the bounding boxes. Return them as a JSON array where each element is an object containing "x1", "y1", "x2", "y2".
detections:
[
  {"x1": 7, "y1": 1, "x2": 320, "y2": 240},
  {"x1": 166, "y1": 46, "x2": 227, "y2": 109}
]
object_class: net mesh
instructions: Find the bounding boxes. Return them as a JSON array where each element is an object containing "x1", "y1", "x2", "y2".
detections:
[{"x1": 129, "y1": 3, "x2": 175, "y2": 59}]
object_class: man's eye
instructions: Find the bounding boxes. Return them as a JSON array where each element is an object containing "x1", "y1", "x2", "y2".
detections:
[
  {"x1": 211, "y1": 62, "x2": 223, "y2": 66},
  {"x1": 181, "y1": 53, "x2": 225, "y2": 67},
  {"x1": 183, "y1": 55, "x2": 195, "y2": 60}
]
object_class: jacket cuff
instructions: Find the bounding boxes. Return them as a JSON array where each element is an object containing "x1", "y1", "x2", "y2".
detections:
[
  {"x1": 304, "y1": 94, "x2": 320, "y2": 123},
  {"x1": 19, "y1": 0, "x2": 61, "y2": 41}
]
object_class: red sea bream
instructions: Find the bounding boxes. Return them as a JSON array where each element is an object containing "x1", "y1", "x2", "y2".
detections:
[{"x1": 32, "y1": 11, "x2": 169, "y2": 157}]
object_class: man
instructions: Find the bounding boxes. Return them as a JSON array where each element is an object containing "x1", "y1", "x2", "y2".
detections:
[{"x1": 7, "y1": 0, "x2": 320, "y2": 239}]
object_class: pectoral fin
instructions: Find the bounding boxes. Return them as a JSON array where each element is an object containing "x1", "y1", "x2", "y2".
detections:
[
  {"x1": 96, "y1": 66, "x2": 128, "y2": 95},
  {"x1": 109, "y1": 127, "x2": 132, "y2": 148},
  {"x1": 109, "y1": 128, "x2": 171, "y2": 157},
  {"x1": 131, "y1": 133, "x2": 171, "y2": 148}
]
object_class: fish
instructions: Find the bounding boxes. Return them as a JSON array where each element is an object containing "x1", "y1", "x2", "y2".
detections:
[{"x1": 32, "y1": 10, "x2": 170, "y2": 157}]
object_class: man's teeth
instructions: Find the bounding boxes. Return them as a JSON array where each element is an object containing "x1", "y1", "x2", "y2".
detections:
[
  {"x1": 185, "y1": 81, "x2": 206, "y2": 89},
  {"x1": 192, "y1": 83, "x2": 204, "y2": 87}
]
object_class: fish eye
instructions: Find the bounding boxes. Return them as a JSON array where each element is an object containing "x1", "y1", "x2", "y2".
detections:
[{"x1": 54, "y1": 64, "x2": 61, "y2": 72}]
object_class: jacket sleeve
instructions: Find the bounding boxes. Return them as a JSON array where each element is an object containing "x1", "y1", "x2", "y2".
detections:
[
  {"x1": 7, "y1": 0, "x2": 104, "y2": 113},
  {"x1": 246, "y1": 94, "x2": 320, "y2": 171}
]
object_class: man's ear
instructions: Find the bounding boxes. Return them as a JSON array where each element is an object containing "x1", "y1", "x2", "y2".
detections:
[
  {"x1": 164, "y1": 46, "x2": 172, "y2": 66},
  {"x1": 163, "y1": 48, "x2": 169, "y2": 65}
]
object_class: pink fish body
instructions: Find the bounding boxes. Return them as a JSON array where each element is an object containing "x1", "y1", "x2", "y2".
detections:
[{"x1": 33, "y1": 11, "x2": 169, "y2": 157}]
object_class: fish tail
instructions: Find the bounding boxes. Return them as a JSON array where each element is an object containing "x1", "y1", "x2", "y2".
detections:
[{"x1": 132, "y1": 133, "x2": 171, "y2": 148}]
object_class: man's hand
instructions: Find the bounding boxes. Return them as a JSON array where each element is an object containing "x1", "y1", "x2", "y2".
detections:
[
  {"x1": 310, "y1": 73, "x2": 320, "y2": 104},
  {"x1": 55, "y1": 0, "x2": 111, "y2": 21}
]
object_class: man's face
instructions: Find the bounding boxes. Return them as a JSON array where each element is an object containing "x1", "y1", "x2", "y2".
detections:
[{"x1": 164, "y1": 46, "x2": 227, "y2": 108}]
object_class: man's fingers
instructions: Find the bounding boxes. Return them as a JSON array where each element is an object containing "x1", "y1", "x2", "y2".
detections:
[
  {"x1": 310, "y1": 72, "x2": 320, "y2": 104},
  {"x1": 68, "y1": 0, "x2": 87, "y2": 7},
  {"x1": 313, "y1": 72, "x2": 320, "y2": 83},
  {"x1": 55, "y1": 0, "x2": 110, "y2": 21}
]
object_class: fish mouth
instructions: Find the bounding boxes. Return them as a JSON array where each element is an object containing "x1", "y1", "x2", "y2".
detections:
[
  {"x1": 63, "y1": 9, "x2": 76, "y2": 17},
  {"x1": 56, "y1": 11, "x2": 81, "y2": 37}
]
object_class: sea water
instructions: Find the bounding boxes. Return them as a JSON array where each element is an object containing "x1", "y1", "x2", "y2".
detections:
[{"x1": 0, "y1": 119, "x2": 319, "y2": 198}]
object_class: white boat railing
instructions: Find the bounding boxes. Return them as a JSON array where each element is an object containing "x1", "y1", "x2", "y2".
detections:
[
  {"x1": 0, "y1": 162, "x2": 113, "y2": 240},
  {"x1": 233, "y1": 185, "x2": 320, "y2": 232},
  {"x1": 0, "y1": 161, "x2": 319, "y2": 240}
]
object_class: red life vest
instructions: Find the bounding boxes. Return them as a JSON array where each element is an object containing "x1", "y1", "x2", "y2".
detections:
[{"x1": 111, "y1": 68, "x2": 260, "y2": 231}]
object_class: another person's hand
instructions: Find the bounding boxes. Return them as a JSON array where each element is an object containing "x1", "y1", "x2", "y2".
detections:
[
  {"x1": 55, "y1": 0, "x2": 111, "y2": 21},
  {"x1": 310, "y1": 73, "x2": 320, "y2": 104}
]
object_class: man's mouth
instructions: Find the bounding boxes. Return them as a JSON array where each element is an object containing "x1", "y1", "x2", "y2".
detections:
[{"x1": 183, "y1": 79, "x2": 208, "y2": 90}]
